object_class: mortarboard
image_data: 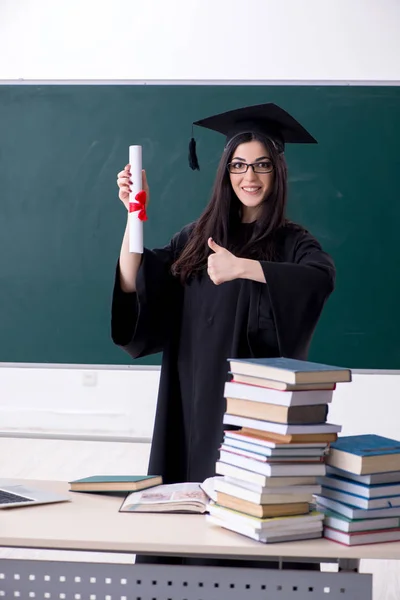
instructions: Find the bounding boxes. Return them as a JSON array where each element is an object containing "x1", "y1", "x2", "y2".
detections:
[{"x1": 188, "y1": 102, "x2": 317, "y2": 170}]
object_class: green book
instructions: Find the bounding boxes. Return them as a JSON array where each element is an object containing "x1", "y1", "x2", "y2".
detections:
[
  {"x1": 69, "y1": 475, "x2": 162, "y2": 494},
  {"x1": 228, "y1": 357, "x2": 351, "y2": 385},
  {"x1": 320, "y1": 509, "x2": 400, "y2": 533}
]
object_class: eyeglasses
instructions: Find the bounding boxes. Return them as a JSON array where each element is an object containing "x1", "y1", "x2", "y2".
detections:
[{"x1": 227, "y1": 160, "x2": 274, "y2": 174}]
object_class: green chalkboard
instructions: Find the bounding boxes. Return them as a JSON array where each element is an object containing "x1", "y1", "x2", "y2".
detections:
[{"x1": 0, "y1": 84, "x2": 399, "y2": 368}]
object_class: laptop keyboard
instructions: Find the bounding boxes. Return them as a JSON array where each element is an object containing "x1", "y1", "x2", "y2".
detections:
[{"x1": 0, "y1": 490, "x2": 34, "y2": 504}]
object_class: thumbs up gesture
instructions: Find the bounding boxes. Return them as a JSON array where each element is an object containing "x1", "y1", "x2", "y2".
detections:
[{"x1": 207, "y1": 237, "x2": 241, "y2": 285}]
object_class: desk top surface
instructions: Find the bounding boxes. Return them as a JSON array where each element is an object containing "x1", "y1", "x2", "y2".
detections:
[{"x1": 1, "y1": 479, "x2": 400, "y2": 560}]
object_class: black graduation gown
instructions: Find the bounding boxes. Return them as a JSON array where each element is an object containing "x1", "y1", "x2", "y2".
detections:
[{"x1": 111, "y1": 221, "x2": 336, "y2": 485}]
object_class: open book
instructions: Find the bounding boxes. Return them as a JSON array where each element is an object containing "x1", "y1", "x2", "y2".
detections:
[{"x1": 119, "y1": 479, "x2": 216, "y2": 514}]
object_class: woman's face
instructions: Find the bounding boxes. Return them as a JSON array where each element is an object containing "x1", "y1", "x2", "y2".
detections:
[{"x1": 228, "y1": 140, "x2": 274, "y2": 221}]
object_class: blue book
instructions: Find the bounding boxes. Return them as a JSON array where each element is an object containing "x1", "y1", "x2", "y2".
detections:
[
  {"x1": 319, "y1": 474, "x2": 400, "y2": 499},
  {"x1": 315, "y1": 494, "x2": 400, "y2": 520},
  {"x1": 320, "y1": 485, "x2": 400, "y2": 510},
  {"x1": 228, "y1": 357, "x2": 351, "y2": 385},
  {"x1": 327, "y1": 435, "x2": 400, "y2": 476}
]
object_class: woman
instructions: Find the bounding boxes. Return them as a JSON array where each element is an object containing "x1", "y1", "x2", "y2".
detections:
[{"x1": 111, "y1": 102, "x2": 336, "y2": 486}]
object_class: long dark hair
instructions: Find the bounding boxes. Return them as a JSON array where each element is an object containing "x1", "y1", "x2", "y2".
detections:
[{"x1": 172, "y1": 132, "x2": 289, "y2": 282}]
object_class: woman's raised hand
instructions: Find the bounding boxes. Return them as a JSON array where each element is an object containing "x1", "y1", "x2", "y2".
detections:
[{"x1": 117, "y1": 164, "x2": 149, "y2": 211}]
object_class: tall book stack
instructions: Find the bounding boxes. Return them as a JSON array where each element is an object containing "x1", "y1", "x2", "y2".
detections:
[
  {"x1": 207, "y1": 357, "x2": 351, "y2": 543},
  {"x1": 316, "y1": 434, "x2": 400, "y2": 546}
]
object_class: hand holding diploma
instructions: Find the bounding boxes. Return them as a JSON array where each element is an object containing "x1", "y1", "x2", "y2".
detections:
[{"x1": 116, "y1": 152, "x2": 149, "y2": 254}]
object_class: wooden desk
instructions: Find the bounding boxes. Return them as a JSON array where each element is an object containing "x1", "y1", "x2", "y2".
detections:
[
  {"x1": 1, "y1": 479, "x2": 400, "y2": 560},
  {"x1": 0, "y1": 479, "x2": 386, "y2": 599}
]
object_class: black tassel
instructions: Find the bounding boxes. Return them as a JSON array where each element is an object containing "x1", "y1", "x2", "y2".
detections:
[{"x1": 188, "y1": 137, "x2": 200, "y2": 171}]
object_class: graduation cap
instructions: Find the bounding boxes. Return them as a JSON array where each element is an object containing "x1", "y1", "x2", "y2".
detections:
[{"x1": 188, "y1": 102, "x2": 317, "y2": 170}]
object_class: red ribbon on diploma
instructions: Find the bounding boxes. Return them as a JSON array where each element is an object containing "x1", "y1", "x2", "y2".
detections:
[{"x1": 129, "y1": 190, "x2": 148, "y2": 221}]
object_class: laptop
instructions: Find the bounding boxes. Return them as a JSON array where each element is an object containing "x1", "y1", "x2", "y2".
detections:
[{"x1": 0, "y1": 482, "x2": 70, "y2": 508}]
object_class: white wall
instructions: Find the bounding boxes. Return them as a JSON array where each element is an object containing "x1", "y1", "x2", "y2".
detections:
[
  {"x1": 1, "y1": 366, "x2": 400, "y2": 476},
  {"x1": 0, "y1": 0, "x2": 399, "y2": 82},
  {"x1": 0, "y1": 366, "x2": 158, "y2": 440}
]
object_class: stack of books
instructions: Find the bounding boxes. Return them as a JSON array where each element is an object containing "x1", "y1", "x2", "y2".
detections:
[
  {"x1": 207, "y1": 357, "x2": 351, "y2": 543},
  {"x1": 315, "y1": 434, "x2": 400, "y2": 546}
]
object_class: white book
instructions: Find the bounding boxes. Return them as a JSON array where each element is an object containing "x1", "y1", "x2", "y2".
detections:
[
  {"x1": 324, "y1": 526, "x2": 400, "y2": 546},
  {"x1": 322, "y1": 511, "x2": 400, "y2": 533},
  {"x1": 224, "y1": 430, "x2": 328, "y2": 450},
  {"x1": 319, "y1": 475, "x2": 400, "y2": 499},
  {"x1": 119, "y1": 482, "x2": 208, "y2": 513},
  {"x1": 207, "y1": 515, "x2": 269, "y2": 542},
  {"x1": 315, "y1": 495, "x2": 400, "y2": 520},
  {"x1": 208, "y1": 503, "x2": 324, "y2": 531},
  {"x1": 207, "y1": 514, "x2": 322, "y2": 543},
  {"x1": 223, "y1": 413, "x2": 341, "y2": 435},
  {"x1": 320, "y1": 486, "x2": 400, "y2": 510},
  {"x1": 224, "y1": 437, "x2": 326, "y2": 457},
  {"x1": 230, "y1": 372, "x2": 336, "y2": 391},
  {"x1": 224, "y1": 381, "x2": 333, "y2": 406},
  {"x1": 222, "y1": 475, "x2": 321, "y2": 496},
  {"x1": 216, "y1": 461, "x2": 318, "y2": 487},
  {"x1": 220, "y1": 444, "x2": 323, "y2": 463},
  {"x1": 214, "y1": 479, "x2": 316, "y2": 504},
  {"x1": 219, "y1": 451, "x2": 326, "y2": 477}
]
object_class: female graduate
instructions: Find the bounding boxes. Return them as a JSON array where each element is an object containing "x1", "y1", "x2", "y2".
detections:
[{"x1": 111, "y1": 102, "x2": 336, "y2": 486}]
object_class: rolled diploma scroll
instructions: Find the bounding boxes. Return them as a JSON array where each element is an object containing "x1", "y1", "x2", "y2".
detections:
[{"x1": 128, "y1": 145, "x2": 143, "y2": 253}]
